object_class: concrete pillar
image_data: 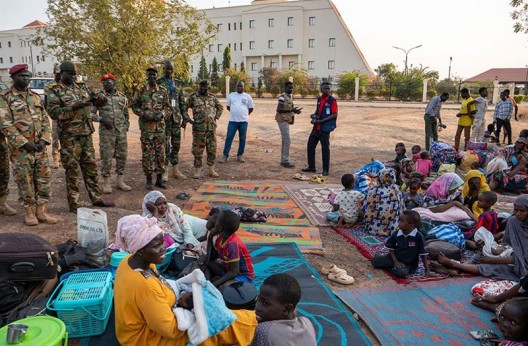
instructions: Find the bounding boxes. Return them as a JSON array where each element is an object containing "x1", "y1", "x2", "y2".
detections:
[
  {"x1": 297, "y1": 54, "x2": 302, "y2": 66},
  {"x1": 422, "y1": 79, "x2": 428, "y2": 103},
  {"x1": 226, "y1": 75, "x2": 231, "y2": 96},
  {"x1": 261, "y1": 55, "x2": 264, "y2": 69},
  {"x1": 278, "y1": 54, "x2": 282, "y2": 70},
  {"x1": 354, "y1": 77, "x2": 359, "y2": 101},
  {"x1": 492, "y1": 79, "x2": 500, "y2": 104},
  {"x1": 288, "y1": 75, "x2": 293, "y2": 83}
]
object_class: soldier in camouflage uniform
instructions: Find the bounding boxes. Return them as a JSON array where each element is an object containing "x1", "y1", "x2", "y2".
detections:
[
  {"x1": 0, "y1": 132, "x2": 17, "y2": 216},
  {"x1": 44, "y1": 63, "x2": 61, "y2": 169},
  {"x1": 157, "y1": 61, "x2": 187, "y2": 181},
  {"x1": 94, "y1": 73, "x2": 131, "y2": 194},
  {"x1": 0, "y1": 64, "x2": 57, "y2": 225},
  {"x1": 131, "y1": 66, "x2": 171, "y2": 190},
  {"x1": 186, "y1": 80, "x2": 223, "y2": 179},
  {"x1": 46, "y1": 61, "x2": 115, "y2": 213}
]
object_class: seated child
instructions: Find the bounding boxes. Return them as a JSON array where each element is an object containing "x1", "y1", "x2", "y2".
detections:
[
  {"x1": 393, "y1": 142, "x2": 407, "y2": 163},
  {"x1": 251, "y1": 274, "x2": 317, "y2": 346},
  {"x1": 415, "y1": 151, "x2": 433, "y2": 177},
  {"x1": 327, "y1": 174, "x2": 365, "y2": 226},
  {"x1": 465, "y1": 191, "x2": 500, "y2": 249},
  {"x1": 484, "y1": 123, "x2": 499, "y2": 143},
  {"x1": 208, "y1": 210, "x2": 254, "y2": 289},
  {"x1": 496, "y1": 297, "x2": 528, "y2": 346},
  {"x1": 371, "y1": 210, "x2": 430, "y2": 278},
  {"x1": 470, "y1": 161, "x2": 486, "y2": 176},
  {"x1": 400, "y1": 158, "x2": 416, "y2": 186},
  {"x1": 402, "y1": 179, "x2": 424, "y2": 210},
  {"x1": 411, "y1": 145, "x2": 421, "y2": 162}
]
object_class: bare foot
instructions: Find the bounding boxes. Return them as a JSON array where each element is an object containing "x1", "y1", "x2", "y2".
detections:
[
  {"x1": 437, "y1": 253, "x2": 455, "y2": 268},
  {"x1": 430, "y1": 261, "x2": 459, "y2": 277},
  {"x1": 471, "y1": 298, "x2": 498, "y2": 312}
]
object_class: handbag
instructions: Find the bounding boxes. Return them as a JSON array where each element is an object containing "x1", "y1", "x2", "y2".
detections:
[{"x1": 171, "y1": 248, "x2": 200, "y2": 276}]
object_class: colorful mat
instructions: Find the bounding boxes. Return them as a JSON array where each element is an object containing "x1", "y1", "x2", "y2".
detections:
[
  {"x1": 183, "y1": 181, "x2": 324, "y2": 254},
  {"x1": 335, "y1": 277, "x2": 501, "y2": 346},
  {"x1": 248, "y1": 242, "x2": 372, "y2": 346},
  {"x1": 282, "y1": 184, "x2": 343, "y2": 226},
  {"x1": 333, "y1": 225, "x2": 474, "y2": 284}
]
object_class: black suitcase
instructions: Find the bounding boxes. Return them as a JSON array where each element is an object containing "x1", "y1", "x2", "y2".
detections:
[{"x1": 0, "y1": 233, "x2": 58, "y2": 281}]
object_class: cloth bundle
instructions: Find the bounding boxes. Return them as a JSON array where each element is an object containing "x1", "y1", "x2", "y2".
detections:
[
  {"x1": 473, "y1": 227, "x2": 514, "y2": 258},
  {"x1": 353, "y1": 160, "x2": 384, "y2": 194},
  {"x1": 427, "y1": 223, "x2": 466, "y2": 249},
  {"x1": 430, "y1": 141, "x2": 456, "y2": 171},
  {"x1": 167, "y1": 269, "x2": 236, "y2": 346}
]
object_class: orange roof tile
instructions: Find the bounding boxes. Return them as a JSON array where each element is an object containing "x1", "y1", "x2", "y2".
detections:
[{"x1": 23, "y1": 20, "x2": 47, "y2": 28}]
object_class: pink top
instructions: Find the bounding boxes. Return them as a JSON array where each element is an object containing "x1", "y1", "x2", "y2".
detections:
[{"x1": 416, "y1": 159, "x2": 432, "y2": 177}]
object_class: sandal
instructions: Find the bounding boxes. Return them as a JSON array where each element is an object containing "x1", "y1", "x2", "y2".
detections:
[
  {"x1": 311, "y1": 175, "x2": 325, "y2": 184},
  {"x1": 328, "y1": 271, "x2": 355, "y2": 285},
  {"x1": 293, "y1": 173, "x2": 311, "y2": 181},
  {"x1": 176, "y1": 192, "x2": 190, "y2": 200},
  {"x1": 321, "y1": 263, "x2": 345, "y2": 275}
]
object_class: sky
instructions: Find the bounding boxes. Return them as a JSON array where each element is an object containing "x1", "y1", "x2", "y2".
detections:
[{"x1": 1, "y1": 0, "x2": 527, "y2": 79}]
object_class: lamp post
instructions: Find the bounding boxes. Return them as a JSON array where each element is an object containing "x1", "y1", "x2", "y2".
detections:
[
  {"x1": 20, "y1": 39, "x2": 35, "y2": 73},
  {"x1": 448, "y1": 57, "x2": 452, "y2": 80},
  {"x1": 393, "y1": 44, "x2": 422, "y2": 74}
]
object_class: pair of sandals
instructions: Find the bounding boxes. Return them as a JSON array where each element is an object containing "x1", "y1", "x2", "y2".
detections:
[
  {"x1": 321, "y1": 264, "x2": 354, "y2": 285},
  {"x1": 311, "y1": 175, "x2": 326, "y2": 184}
]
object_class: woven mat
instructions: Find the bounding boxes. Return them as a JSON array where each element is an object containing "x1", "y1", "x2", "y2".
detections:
[{"x1": 282, "y1": 184, "x2": 343, "y2": 226}]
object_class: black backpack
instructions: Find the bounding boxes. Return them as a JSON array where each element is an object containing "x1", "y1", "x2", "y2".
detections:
[{"x1": 0, "y1": 281, "x2": 25, "y2": 314}]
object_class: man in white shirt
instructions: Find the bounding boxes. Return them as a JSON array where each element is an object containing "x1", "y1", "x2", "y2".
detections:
[
  {"x1": 219, "y1": 81, "x2": 254, "y2": 163},
  {"x1": 469, "y1": 87, "x2": 488, "y2": 142}
]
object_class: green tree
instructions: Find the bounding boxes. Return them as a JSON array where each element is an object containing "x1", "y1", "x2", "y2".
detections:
[
  {"x1": 259, "y1": 67, "x2": 280, "y2": 92},
  {"x1": 511, "y1": 0, "x2": 528, "y2": 33},
  {"x1": 197, "y1": 55, "x2": 209, "y2": 81},
  {"x1": 277, "y1": 68, "x2": 319, "y2": 98},
  {"x1": 210, "y1": 57, "x2": 220, "y2": 87},
  {"x1": 336, "y1": 70, "x2": 369, "y2": 99},
  {"x1": 220, "y1": 69, "x2": 251, "y2": 96},
  {"x1": 36, "y1": 0, "x2": 217, "y2": 94},
  {"x1": 222, "y1": 46, "x2": 232, "y2": 71}
]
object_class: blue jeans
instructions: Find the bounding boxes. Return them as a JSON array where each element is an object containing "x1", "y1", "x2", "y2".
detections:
[{"x1": 223, "y1": 121, "x2": 248, "y2": 158}]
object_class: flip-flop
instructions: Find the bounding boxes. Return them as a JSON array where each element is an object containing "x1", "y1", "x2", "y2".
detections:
[
  {"x1": 293, "y1": 173, "x2": 311, "y2": 181},
  {"x1": 328, "y1": 271, "x2": 355, "y2": 285},
  {"x1": 321, "y1": 264, "x2": 345, "y2": 275},
  {"x1": 311, "y1": 175, "x2": 325, "y2": 184},
  {"x1": 176, "y1": 192, "x2": 190, "y2": 200}
]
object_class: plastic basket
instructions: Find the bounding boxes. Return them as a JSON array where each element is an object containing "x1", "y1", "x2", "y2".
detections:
[
  {"x1": 46, "y1": 272, "x2": 113, "y2": 338},
  {"x1": 156, "y1": 247, "x2": 176, "y2": 272}
]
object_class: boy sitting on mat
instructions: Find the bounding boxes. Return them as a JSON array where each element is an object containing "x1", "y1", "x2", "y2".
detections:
[
  {"x1": 327, "y1": 173, "x2": 365, "y2": 227},
  {"x1": 208, "y1": 210, "x2": 254, "y2": 289},
  {"x1": 371, "y1": 210, "x2": 431, "y2": 278},
  {"x1": 251, "y1": 273, "x2": 317, "y2": 346}
]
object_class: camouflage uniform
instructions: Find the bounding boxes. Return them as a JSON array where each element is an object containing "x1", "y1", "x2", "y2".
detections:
[
  {"x1": 157, "y1": 77, "x2": 186, "y2": 165},
  {"x1": 0, "y1": 133, "x2": 10, "y2": 198},
  {"x1": 187, "y1": 92, "x2": 223, "y2": 167},
  {"x1": 0, "y1": 87, "x2": 52, "y2": 207},
  {"x1": 46, "y1": 83, "x2": 103, "y2": 210},
  {"x1": 94, "y1": 90, "x2": 129, "y2": 177},
  {"x1": 131, "y1": 83, "x2": 170, "y2": 175},
  {"x1": 44, "y1": 81, "x2": 60, "y2": 159}
]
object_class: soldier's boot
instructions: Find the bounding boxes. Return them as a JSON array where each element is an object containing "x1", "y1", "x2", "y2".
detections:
[
  {"x1": 146, "y1": 175, "x2": 154, "y2": 191},
  {"x1": 155, "y1": 174, "x2": 167, "y2": 189},
  {"x1": 116, "y1": 175, "x2": 132, "y2": 191},
  {"x1": 51, "y1": 152, "x2": 61, "y2": 169},
  {"x1": 24, "y1": 206, "x2": 39, "y2": 226},
  {"x1": 162, "y1": 168, "x2": 169, "y2": 182},
  {"x1": 193, "y1": 167, "x2": 202, "y2": 179},
  {"x1": 208, "y1": 165, "x2": 220, "y2": 178},
  {"x1": 0, "y1": 196, "x2": 17, "y2": 216},
  {"x1": 173, "y1": 165, "x2": 187, "y2": 180},
  {"x1": 36, "y1": 204, "x2": 58, "y2": 224},
  {"x1": 103, "y1": 177, "x2": 113, "y2": 194}
]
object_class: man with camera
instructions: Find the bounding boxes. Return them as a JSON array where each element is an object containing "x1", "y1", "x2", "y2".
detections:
[
  {"x1": 424, "y1": 92, "x2": 449, "y2": 150},
  {"x1": 46, "y1": 61, "x2": 115, "y2": 213},
  {"x1": 132, "y1": 66, "x2": 171, "y2": 190}
]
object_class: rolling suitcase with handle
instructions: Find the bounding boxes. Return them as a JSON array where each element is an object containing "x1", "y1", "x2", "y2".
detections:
[{"x1": 0, "y1": 233, "x2": 58, "y2": 281}]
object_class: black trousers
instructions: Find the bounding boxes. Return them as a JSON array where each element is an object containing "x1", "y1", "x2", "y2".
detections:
[
  {"x1": 495, "y1": 118, "x2": 512, "y2": 145},
  {"x1": 307, "y1": 130, "x2": 330, "y2": 173}
]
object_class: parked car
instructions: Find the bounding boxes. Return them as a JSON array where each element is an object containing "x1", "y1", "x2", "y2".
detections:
[{"x1": 29, "y1": 77, "x2": 54, "y2": 103}]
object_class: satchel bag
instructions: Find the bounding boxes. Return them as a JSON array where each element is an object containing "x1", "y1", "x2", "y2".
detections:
[{"x1": 172, "y1": 248, "x2": 200, "y2": 275}]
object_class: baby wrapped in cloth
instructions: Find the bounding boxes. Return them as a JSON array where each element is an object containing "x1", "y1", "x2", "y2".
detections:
[{"x1": 473, "y1": 227, "x2": 514, "y2": 258}]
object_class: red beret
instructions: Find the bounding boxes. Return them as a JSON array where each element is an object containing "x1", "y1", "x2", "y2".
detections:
[
  {"x1": 9, "y1": 64, "x2": 29, "y2": 76},
  {"x1": 100, "y1": 73, "x2": 116, "y2": 82}
]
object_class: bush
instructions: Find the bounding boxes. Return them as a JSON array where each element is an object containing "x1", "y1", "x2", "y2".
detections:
[
  {"x1": 514, "y1": 95, "x2": 525, "y2": 103},
  {"x1": 427, "y1": 90, "x2": 437, "y2": 98},
  {"x1": 183, "y1": 86, "x2": 195, "y2": 95},
  {"x1": 270, "y1": 85, "x2": 280, "y2": 97},
  {"x1": 209, "y1": 86, "x2": 219, "y2": 95},
  {"x1": 337, "y1": 88, "x2": 349, "y2": 99}
]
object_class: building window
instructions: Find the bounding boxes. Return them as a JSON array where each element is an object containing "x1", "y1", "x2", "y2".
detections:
[
  {"x1": 234, "y1": 43, "x2": 237, "y2": 51},
  {"x1": 249, "y1": 41, "x2": 255, "y2": 49},
  {"x1": 308, "y1": 39, "x2": 315, "y2": 48},
  {"x1": 9, "y1": 57, "x2": 13, "y2": 63},
  {"x1": 287, "y1": 39, "x2": 293, "y2": 48},
  {"x1": 218, "y1": 43, "x2": 223, "y2": 52},
  {"x1": 251, "y1": 62, "x2": 257, "y2": 71},
  {"x1": 268, "y1": 18, "x2": 274, "y2": 27},
  {"x1": 240, "y1": 22, "x2": 242, "y2": 29},
  {"x1": 217, "y1": 23, "x2": 222, "y2": 30},
  {"x1": 268, "y1": 40, "x2": 274, "y2": 49},
  {"x1": 0, "y1": 43, "x2": 2, "y2": 48},
  {"x1": 41, "y1": 55, "x2": 45, "y2": 62},
  {"x1": 234, "y1": 22, "x2": 237, "y2": 30},
  {"x1": 240, "y1": 42, "x2": 243, "y2": 51},
  {"x1": 190, "y1": 65, "x2": 193, "y2": 73},
  {"x1": 0, "y1": 58, "x2": 3, "y2": 63},
  {"x1": 309, "y1": 17, "x2": 315, "y2": 25},
  {"x1": 288, "y1": 17, "x2": 294, "y2": 26},
  {"x1": 308, "y1": 61, "x2": 314, "y2": 70},
  {"x1": 209, "y1": 44, "x2": 214, "y2": 52},
  {"x1": 8, "y1": 41, "x2": 12, "y2": 48},
  {"x1": 37, "y1": 56, "x2": 40, "y2": 63},
  {"x1": 209, "y1": 64, "x2": 212, "y2": 71},
  {"x1": 228, "y1": 23, "x2": 231, "y2": 31},
  {"x1": 289, "y1": 61, "x2": 295, "y2": 68},
  {"x1": 329, "y1": 38, "x2": 336, "y2": 47},
  {"x1": 249, "y1": 20, "x2": 255, "y2": 28},
  {"x1": 228, "y1": 43, "x2": 231, "y2": 48},
  {"x1": 270, "y1": 61, "x2": 276, "y2": 68},
  {"x1": 328, "y1": 60, "x2": 335, "y2": 69},
  {"x1": 234, "y1": 63, "x2": 237, "y2": 71}
]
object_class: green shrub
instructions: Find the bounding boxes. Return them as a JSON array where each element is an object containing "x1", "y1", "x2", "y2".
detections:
[
  {"x1": 427, "y1": 90, "x2": 437, "y2": 98},
  {"x1": 270, "y1": 85, "x2": 280, "y2": 98},
  {"x1": 514, "y1": 95, "x2": 525, "y2": 103}
]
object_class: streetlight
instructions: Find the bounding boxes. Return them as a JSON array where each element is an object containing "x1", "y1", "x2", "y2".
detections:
[
  {"x1": 393, "y1": 44, "x2": 422, "y2": 74},
  {"x1": 448, "y1": 57, "x2": 453, "y2": 80}
]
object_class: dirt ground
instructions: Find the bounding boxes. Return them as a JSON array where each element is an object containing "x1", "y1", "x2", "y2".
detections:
[{"x1": 2, "y1": 98, "x2": 527, "y2": 344}]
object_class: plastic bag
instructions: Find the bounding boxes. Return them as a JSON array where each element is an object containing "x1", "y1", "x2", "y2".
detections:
[{"x1": 77, "y1": 208, "x2": 108, "y2": 267}]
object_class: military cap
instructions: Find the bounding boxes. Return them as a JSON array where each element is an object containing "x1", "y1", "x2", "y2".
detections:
[
  {"x1": 100, "y1": 73, "x2": 116, "y2": 82},
  {"x1": 9, "y1": 64, "x2": 29, "y2": 76},
  {"x1": 199, "y1": 80, "x2": 209, "y2": 87},
  {"x1": 59, "y1": 61, "x2": 77, "y2": 72},
  {"x1": 146, "y1": 66, "x2": 158, "y2": 73}
]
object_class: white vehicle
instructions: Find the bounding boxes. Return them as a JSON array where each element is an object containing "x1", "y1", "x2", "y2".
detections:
[{"x1": 29, "y1": 77, "x2": 54, "y2": 103}]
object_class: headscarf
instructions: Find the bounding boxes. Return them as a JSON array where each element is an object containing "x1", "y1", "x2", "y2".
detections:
[
  {"x1": 142, "y1": 190, "x2": 166, "y2": 216},
  {"x1": 141, "y1": 190, "x2": 187, "y2": 242},
  {"x1": 115, "y1": 215, "x2": 162, "y2": 254},
  {"x1": 462, "y1": 170, "x2": 490, "y2": 198},
  {"x1": 379, "y1": 167, "x2": 397, "y2": 186},
  {"x1": 426, "y1": 173, "x2": 464, "y2": 200},
  {"x1": 502, "y1": 194, "x2": 528, "y2": 278}
]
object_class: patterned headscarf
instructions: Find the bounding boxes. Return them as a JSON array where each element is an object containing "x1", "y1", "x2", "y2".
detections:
[{"x1": 115, "y1": 215, "x2": 162, "y2": 254}]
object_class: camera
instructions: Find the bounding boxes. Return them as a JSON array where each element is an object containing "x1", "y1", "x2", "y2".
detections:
[
  {"x1": 439, "y1": 124, "x2": 447, "y2": 129},
  {"x1": 310, "y1": 114, "x2": 318, "y2": 124}
]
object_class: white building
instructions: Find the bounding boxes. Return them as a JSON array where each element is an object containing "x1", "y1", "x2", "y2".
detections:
[
  {"x1": 190, "y1": 0, "x2": 372, "y2": 83},
  {"x1": 0, "y1": 21, "x2": 59, "y2": 83}
]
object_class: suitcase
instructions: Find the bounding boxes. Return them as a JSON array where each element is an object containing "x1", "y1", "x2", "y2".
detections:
[{"x1": 0, "y1": 233, "x2": 58, "y2": 281}]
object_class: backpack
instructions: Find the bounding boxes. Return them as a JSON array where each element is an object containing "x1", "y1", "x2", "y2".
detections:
[{"x1": 0, "y1": 281, "x2": 25, "y2": 314}]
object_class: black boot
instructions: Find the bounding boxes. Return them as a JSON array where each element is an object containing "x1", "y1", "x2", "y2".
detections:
[
  {"x1": 146, "y1": 175, "x2": 153, "y2": 190},
  {"x1": 155, "y1": 174, "x2": 167, "y2": 189}
]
